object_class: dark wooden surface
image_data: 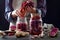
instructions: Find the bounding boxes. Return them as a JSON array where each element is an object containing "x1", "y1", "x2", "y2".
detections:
[{"x1": 0, "y1": 32, "x2": 60, "y2": 40}]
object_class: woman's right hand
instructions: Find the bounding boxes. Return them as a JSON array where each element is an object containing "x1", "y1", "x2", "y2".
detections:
[
  {"x1": 11, "y1": 9, "x2": 22, "y2": 18},
  {"x1": 11, "y1": 7, "x2": 27, "y2": 18},
  {"x1": 11, "y1": 10, "x2": 18, "y2": 18}
]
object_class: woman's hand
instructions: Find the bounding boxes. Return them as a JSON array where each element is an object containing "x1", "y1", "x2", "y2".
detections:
[
  {"x1": 16, "y1": 8, "x2": 27, "y2": 18},
  {"x1": 11, "y1": 10, "x2": 18, "y2": 18},
  {"x1": 31, "y1": 8, "x2": 36, "y2": 13}
]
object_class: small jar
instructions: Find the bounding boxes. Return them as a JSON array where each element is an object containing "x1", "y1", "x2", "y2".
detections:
[{"x1": 9, "y1": 22, "x2": 16, "y2": 31}]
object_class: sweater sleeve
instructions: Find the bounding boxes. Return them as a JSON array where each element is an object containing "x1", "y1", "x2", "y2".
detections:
[
  {"x1": 37, "y1": 0, "x2": 47, "y2": 17},
  {"x1": 5, "y1": 0, "x2": 17, "y2": 22}
]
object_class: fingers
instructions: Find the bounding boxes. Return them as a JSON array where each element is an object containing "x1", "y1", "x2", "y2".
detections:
[
  {"x1": 16, "y1": 10, "x2": 21, "y2": 17},
  {"x1": 16, "y1": 9, "x2": 26, "y2": 18}
]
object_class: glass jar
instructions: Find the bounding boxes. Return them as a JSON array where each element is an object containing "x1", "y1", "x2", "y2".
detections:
[
  {"x1": 16, "y1": 17, "x2": 28, "y2": 31},
  {"x1": 9, "y1": 22, "x2": 16, "y2": 31},
  {"x1": 30, "y1": 13, "x2": 43, "y2": 35}
]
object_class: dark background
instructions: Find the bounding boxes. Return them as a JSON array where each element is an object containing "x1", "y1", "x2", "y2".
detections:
[
  {"x1": 0, "y1": 0, "x2": 9, "y2": 30},
  {"x1": 0, "y1": 0, "x2": 60, "y2": 30}
]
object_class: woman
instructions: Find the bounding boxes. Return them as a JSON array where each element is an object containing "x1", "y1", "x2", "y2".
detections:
[{"x1": 5, "y1": 0, "x2": 46, "y2": 37}]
